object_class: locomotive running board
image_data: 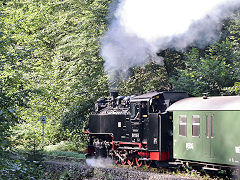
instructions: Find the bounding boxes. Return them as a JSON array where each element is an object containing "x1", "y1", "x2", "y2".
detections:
[{"x1": 118, "y1": 147, "x2": 147, "y2": 151}]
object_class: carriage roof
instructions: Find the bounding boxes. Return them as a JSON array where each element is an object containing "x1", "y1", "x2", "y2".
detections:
[{"x1": 168, "y1": 96, "x2": 240, "y2": 111}]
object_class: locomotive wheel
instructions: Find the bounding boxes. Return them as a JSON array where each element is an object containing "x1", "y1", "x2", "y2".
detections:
[
  {"x1": 144, "y1": 160, "x2": 152, "y2": 168},
  {"x1": 113, "y1": 151, "x2": 120, "y2": 164},
  {"x1": 135, "y1": 158, "x2": 143, "y2": 167},
  {"x1": 115, "y1": 155, "x2": 126, "y2": 165},
  {"x1": 121, "y1": 159, "x2": 127, "y2": 165},
  {"x1": 111, "y1": 153, "x2": 119, "y2": 165},
  {"x1": 127, "y1": 159, "x2": 134, "y2": 166},
  {"x1": 115, "y1": 157, "x2": 120, "y2": 164},
  {"x1": 115, "y1": 156, "x2": 127, "y2": 165},
  {"x1": 119, "y1": 150, "x2": 127, "y2": 165}
]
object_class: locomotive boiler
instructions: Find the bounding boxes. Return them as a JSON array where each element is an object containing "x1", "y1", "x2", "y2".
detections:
[{"x1": 84, "y1": 91, "x2": 188, "y2": 166}]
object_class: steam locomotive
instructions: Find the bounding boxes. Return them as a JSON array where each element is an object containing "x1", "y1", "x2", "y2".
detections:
[
  {"x1": 84, "y1": 91, "x2": 188, "y2": 167},
  {"x1": 84, "y1": 91, "x2": 240, "y2": 171}
]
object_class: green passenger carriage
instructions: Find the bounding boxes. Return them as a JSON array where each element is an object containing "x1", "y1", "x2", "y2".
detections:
[{"x1": 168, "y1": 96, "x2": 240, "y2": 168}]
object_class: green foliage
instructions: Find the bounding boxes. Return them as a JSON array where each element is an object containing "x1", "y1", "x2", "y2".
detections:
[
  {"x1": 158, "y1": 49, "x2": 186, "y2": 78},
  {"x1": 0, "y1": 4, "x2": 45, "y2": 178},
  {"x1": 1, "y1": 0, "x2": 110, "y2": 151},
  {"x1": 224, "y1": 82, "x2": 240, "y2": 95},
  {"x1": 44, "y1": 140, "x2": 86, "y2": 154},
  {"x1": 171, "y1": 11, "x2": 240, "y2": 96},
  {"x1": 11, "y1": 123, "x2": 43, "y2": 151},
  {"x1": 1, "y1": 0, "x2": 110, "y2": 176},
  {"x1": 119, "y1": 62, "x2": 170, "y2": 95},
  {"x1": 0, "y1": 156, "x2": 44, "y2": 180},
  {"x1": 44, "y1": 145, "x2": 86, "y2": 158},
  {"x1": 0, "y1": 2, "x2": 37, "y2": 155},
  {"x1": 118, "y1": 49, "x2": 187, "y2": 95},
  {"x1": 171, "y1": 37, "x2": 240, "y2": 96},
  {"x1": 61, "y1": 98, "x2": 96, "y2": 135}
]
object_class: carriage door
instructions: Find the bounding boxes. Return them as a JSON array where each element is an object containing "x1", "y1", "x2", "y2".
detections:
[{"x1": 205, "y1": 114, "x2": 214, "y2": 159}]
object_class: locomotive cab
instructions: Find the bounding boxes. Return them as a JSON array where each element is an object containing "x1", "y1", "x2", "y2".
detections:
[
  {"x1": 129, "y1": 101, "x2": 148, "y2": 143},
  {"x1": 129, "y1": 91, "x2": 189, "y2": 161}
]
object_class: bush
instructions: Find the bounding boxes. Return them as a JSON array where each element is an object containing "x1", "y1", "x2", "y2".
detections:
[
  {"x1": 0, "y1": 155, "x2": 44, "y2": 180},
  {"x1": 44, "y1": 140, "x2": 86, "y2": 154}
]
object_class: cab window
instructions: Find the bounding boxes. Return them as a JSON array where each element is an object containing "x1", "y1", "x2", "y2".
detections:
[{"x1": 130, "y1": 103, "x2": 136, "y2": 118}]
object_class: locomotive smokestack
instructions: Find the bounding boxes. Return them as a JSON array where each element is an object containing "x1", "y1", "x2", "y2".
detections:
[{"x1": 110, "y1": 90, "x2": 119, "y2": 100}]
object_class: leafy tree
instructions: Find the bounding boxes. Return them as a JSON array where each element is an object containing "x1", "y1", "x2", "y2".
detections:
[
  {"x1": 171, "y1": 11, "x2": 240, "y2": 96},
  {"x1": 2, "y1": 0, "x2": 110, "y2": 149},
  {"x1": 0, "y1": 4, "x2": 44, "y2": 179},
  {"x1": 118, "y1": 48, "x2": 187, "y2": 95},
  {"x1": 119, "y1": 62, "x2": 170, "y2": 95},
  {"x1": 224, "y1": 82, "x2": 240, "y2": 95},
  {"x1": 0, "y1": 3, "x2": 34, "y2": 153},
  {"x1": 157, "y1": 49, "x2": 186, "y2": 79},
  {"x1": 171, "y1": 41, "x2": 240, "y2": 96}
]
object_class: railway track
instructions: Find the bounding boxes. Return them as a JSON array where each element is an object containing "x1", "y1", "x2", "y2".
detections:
[
  {"x1": 9, "y1": 151, "x2": 232, "y2": 179},
  {"x1": 43, "y1": 155, "x2": 205, "y2": 179},
  {"x1": 45, "y1": 154, "x2": 239, "y2": 179}
]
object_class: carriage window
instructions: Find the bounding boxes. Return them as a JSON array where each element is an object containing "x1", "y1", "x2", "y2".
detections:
[
  {"x1": 179, "y1": 115, "x2": 187, "y2": 137},
  {"x1": 192, "y1": 115, "x2": 200, "y2": 137},
  {"x1": 206, "y1": 115, "x2": 214, "y2": 138},
  {"x1": 206, "y1": 115, "x2": 209, "y2": 138},
  {"x1": 211, "y1": 115, "x2": 214, "y2": 138}
]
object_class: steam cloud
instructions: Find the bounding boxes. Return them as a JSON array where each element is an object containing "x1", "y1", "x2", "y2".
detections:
[
  {"x1": 101, "y1": 0, "x2": 240, "y2": 82},
  {"x1": 86, "y1": 157, "x2": 114, "y2": 168}
]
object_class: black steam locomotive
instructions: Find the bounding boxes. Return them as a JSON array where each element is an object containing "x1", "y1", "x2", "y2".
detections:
[{"x1": 84, "y1": 91, "x2": 188, "y2": 167}]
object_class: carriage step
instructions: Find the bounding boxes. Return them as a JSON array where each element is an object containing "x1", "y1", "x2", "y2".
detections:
[
  {"x1": 168, "y1": 161, "x2": 182, "y2": 165},
  {"x1": 202, "y1": 167, "x2": 220, "y2": 171},
  {"x1": 139, "y1": 158, "x2": 151, "y2": 161}
]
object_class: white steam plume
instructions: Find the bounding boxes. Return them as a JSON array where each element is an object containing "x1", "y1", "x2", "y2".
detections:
[
  {"x1": 86, "y1": 157, "x2": 114, "y2": 168},
  {"x1": 101, "y1": 0, "x2": 240, "y2": 82}
]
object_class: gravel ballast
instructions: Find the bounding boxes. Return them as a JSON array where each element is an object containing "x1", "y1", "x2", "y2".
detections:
[{"x1": 43, "y1": 159, "x2": 198, "y2": 179}]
